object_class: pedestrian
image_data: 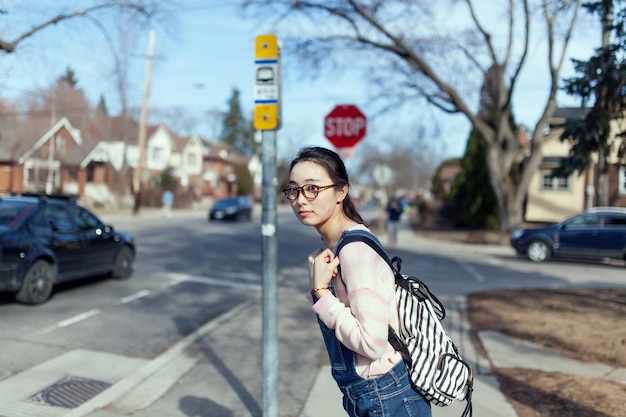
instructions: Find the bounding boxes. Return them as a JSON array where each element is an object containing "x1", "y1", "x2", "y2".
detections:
[
  {"x1": 161, "y1": 189, "x2": 174, "y2": 218},
  {"x1": 281, "y1": 146, "x2": 431, "y2": 417},
  {"x1": 386, "y1": 197, "x2": 403, "y2": 250}
]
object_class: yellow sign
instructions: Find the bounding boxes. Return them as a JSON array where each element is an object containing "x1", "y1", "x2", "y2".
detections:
[
  {"x1": 254, "y1": 104, "x2": 279, "y2": 131},
  {"x1": 254, "y1": 34, "x2": 280, "y2": 130},
  {"x1": 255, "y1": 34, "x2": 278, "y2": 60}
]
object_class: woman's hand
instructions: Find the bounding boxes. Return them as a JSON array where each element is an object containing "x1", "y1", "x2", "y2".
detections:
[{"x1": 308, "y1": 248, "x2": 339, "y2": 294}]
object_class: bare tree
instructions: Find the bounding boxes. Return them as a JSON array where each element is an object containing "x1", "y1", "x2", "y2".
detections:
[
  {"x1": 0, "y1": 2, "x2": 168, "y2": 207},
  {"x1": 152, "y1": 106, "x2": 204, "y2": 137},
  {"x1": 242, "y1": 0, "x2": 583, "y2": 232},
  {"x1": 0, "y1": 2, "x2": 159, "y2": 54}
]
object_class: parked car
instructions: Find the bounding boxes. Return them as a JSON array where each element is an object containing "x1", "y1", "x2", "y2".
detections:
[
  {"x1": 0, "y1": 193, "x2": 135, "y2": 304},
  {"x1": 510, "y1": 207, "x2": 626, "y2": 263},
  {"x1": 208, "y1": 197, "x2": 253, "y2": 221}
]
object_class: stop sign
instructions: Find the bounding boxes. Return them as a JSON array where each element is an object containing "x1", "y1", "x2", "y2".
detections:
[{"x1": 324, "y1": 104, "x2": 367, "y2": 150}]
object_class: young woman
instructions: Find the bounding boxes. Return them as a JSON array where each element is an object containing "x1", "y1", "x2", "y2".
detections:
[{"x1": 282, "y1": 146, "x2": 431, "y2": 417}]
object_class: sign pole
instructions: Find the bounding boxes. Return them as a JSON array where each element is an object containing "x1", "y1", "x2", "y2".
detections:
[
  {"x1": 255, "y1": 34, "x2": 281, "y2": 417},
  {"x1": 261, "y1": 129, "x2": 277, "y2": 417}
]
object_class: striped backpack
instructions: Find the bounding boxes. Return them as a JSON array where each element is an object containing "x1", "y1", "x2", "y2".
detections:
[{"x1": 335, "y1": 230, "x2": 474, "y2": 417}]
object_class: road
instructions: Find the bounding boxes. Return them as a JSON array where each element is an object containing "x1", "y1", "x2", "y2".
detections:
[{"x1": 0, "y1": 205, "x2": 623, "y2": 417}]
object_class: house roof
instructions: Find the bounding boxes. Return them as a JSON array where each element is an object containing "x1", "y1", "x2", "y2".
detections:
[
  {"x1": 18, "y1": 117, "x2": 82, "y2": 164},
  {"x1": 549, "y1": 107, "x2": 590, "y2": 129}
]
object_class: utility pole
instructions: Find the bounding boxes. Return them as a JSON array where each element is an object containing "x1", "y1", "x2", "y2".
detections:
[
  {"x1": 133, "y1": 29, "x2": 156, "y2": 214},
  {"x1": 46, "y1": 93, "x2": 57, "y2": 194}
]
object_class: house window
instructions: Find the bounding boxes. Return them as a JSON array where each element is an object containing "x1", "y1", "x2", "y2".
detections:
[
  {"x1": 67, "y1": 167, "x2": 78, "y2": 181},
  {"x1": 55, "y1": 135, "x2": 66, "y2": 153},
  {"x1": 24, "y1": 160, "x2": 59, "y2": 189},
  {"x1": 619, "y1": 166, "x2": 626, "y2": 195},
  {"x1": 186, "y1": 153, "x2": 196, "y2": 166},
  {"x1": 541, "y1": 172, "x2": 570, "y2": 190},
  {"x1": 152, "y1": 147, "x2": 163, "y2": 163}
]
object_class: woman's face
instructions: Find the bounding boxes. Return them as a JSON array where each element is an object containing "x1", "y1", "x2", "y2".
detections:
[{"x1": 287, "y1": 161, "x2": 343, "y2": 227}]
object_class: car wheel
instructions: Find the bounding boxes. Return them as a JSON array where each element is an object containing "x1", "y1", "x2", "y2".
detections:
[
  {"x1": 112, "y1": 246, "x2": 134, "y2": 279},
  {"x1": 527, "y1": 240, "x2": 551, "y2": 262},
  {"x1": 16, "y1": 260, "x2": 55, "y2": 305}
]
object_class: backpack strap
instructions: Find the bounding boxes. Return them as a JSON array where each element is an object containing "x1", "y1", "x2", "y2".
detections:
[
  {"x1": 337, "y1": 231, "x2": 447, "y2": 319},
  {"x1": 335, "y1": 230, "x2": 398, "y2": 273}
]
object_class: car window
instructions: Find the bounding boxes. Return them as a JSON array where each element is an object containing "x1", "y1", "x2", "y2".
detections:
[
  {"x1": 605, "y1": 214, "x2": 626, "y2": 226},
  {"x1": 68, "y1": 205, "x2": 102, "y2": 231},
  {"x1": 32, "y1": 209, "x2": 52, "y2": 235},
  {"x1": 0, "y1": 201, "x2": 33, "y2": 227},
  {"x1": 43, "y1": 206, "x2": 75, "y2": 234},
  {"x1": 567, "y1": 214, "x2": 602, "y2": 227}
]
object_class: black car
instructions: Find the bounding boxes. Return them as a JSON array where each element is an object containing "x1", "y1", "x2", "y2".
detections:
[
  {"x1": 510, "y1": 207, "x2": 626, "y2": 263},
  {"x1": 0, "y1": 194, "x2": 135, "y2": 304},
  {"x1": 208, "y1": 197, "x2": 253, "y2": 221}
]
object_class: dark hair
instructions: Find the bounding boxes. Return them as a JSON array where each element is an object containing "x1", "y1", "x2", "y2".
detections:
[{"x1": 289, "y1": 146, "x2": 364, "y2": 224}]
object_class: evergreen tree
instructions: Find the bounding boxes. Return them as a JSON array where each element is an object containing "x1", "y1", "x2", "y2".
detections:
[
  {"x1": 446, "y1": 65, "x2": 503, "y2": 229},
  {"x1": 446, "y1": 131, "x2": 499, "y2": 229},
  {"x1": 219, "y1": 88, "x2": 256, "y2": 155},
  {"x1": 96, "y1": 95, "x2": 108, "y2": 116},
  {"x1": 58, "y1": 66, "x2": 78, "y2": 87},
  {"x1": 234, "y1": 163, "x2": 254, "y2": 196},
  {"x1": 558, "y1": 0, "x2": 626, "y2": 205}
]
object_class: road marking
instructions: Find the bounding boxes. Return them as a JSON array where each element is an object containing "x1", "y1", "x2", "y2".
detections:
[
  {"x1": 165, "y1": 272, "x2": 262, "y2": 290},
  {"x1": 455, "y1": 259, "x2": 486, "y2": 282},
  {"x1": 119, "y1": 290, "x2": 150, "y2": 304},
  {"x1": 34, "y1": 309, "x2": 101, "y2": 335},
  {"x1": 58, "y1": 309, "x2": 101, "y2": 327}
]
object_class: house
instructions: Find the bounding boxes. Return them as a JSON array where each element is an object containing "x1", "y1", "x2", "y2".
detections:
[
  {"x1": 202, "y1": 141, "x2": 247, "y2": 201},
  {"x1": 0, "y1": 116, "x2": 118, "y2": 206},
  {"x1": 0, "y1": 113, "x2": 252, "y2": 209},
  {"x1": 523, "y1": 107, "x2": 626, "y2": 223}
]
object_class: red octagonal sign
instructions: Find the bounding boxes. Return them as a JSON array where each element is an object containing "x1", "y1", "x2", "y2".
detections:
[{"x1": 324, "y1": 104, "x2": 367, "y2": 150}]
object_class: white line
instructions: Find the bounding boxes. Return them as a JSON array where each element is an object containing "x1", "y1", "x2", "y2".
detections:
[
  {"x1": 120, "y1": 290, "x2": 150, "y2": 304},
  {"x1": 34, "y1": 309, "x2": 101, "y2": 335},
  {"x1": 455, "y1": 258, "x2": 486, "y2": 282},
  {"x1": 58, "y1": 309, "x2": 101, "y2": 327},
  {"x1": 166, "y1": 272, "x2": 262, "y2": 290}
]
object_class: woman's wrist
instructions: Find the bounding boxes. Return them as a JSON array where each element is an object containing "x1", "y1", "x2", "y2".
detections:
[{"x1": 311, "y1": 286, "x2": 330, "y2": 299}]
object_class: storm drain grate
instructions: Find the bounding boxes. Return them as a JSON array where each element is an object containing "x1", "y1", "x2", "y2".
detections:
[{"x1": 30, "y1": 375, "x2": 111, "y2": 408}]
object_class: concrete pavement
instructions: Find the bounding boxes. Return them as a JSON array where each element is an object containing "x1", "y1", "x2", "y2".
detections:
[{"x1": 2, "y1": 208, "x2": 624, "y2": 417}]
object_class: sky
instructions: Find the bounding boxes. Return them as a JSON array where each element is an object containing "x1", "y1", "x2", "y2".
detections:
[{"x1": 0, "y1": 1, "x2": 601, "y2": 162}]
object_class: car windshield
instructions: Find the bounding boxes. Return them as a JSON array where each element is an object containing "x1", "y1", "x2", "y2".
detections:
[
  {"x1": 0, "y1": 200, "x2": 34, "y2": 227},
  {"x1": 216, "y1": 198, "x2": 240, "y2": 205}
]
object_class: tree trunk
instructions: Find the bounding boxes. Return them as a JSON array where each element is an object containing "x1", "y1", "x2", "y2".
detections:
[{"x1": 597, "y1": 149, "x2": 609, "y2": 206}]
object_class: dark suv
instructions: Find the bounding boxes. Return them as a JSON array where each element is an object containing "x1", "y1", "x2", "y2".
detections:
[
  {"x1": 510, "y1": 207, "x2": 626, "y2": 263},
  {"x1": 0, "y1": 194, "x2": 135, "y2": 304}
]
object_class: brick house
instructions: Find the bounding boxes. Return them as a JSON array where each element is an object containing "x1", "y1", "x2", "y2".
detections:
[{"x1": 0, "y1": 113, "x2": 253, "y2": 208}]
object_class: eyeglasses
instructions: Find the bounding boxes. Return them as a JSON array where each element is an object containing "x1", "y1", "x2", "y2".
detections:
[{"x1": 281, "y1": 184, "x2": 337, "y2": 201}]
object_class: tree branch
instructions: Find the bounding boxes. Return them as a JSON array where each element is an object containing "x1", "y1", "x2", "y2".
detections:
[{"x1": 0, "y1": 1, "x2": 154, "y2": 53}]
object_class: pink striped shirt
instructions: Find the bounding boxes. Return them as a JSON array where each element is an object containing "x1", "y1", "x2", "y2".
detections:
[{"x1": 310, "y1": 225, "x2": 402, "y2": 378}]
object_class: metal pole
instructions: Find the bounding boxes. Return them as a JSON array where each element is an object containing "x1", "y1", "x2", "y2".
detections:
[{"x1": 261, "y1": 129, "x2": 278, "y2": 417}]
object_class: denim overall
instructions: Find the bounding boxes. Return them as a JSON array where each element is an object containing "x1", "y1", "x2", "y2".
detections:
[{"x1": 316, "y1": 231, "x2": 432, "y2": 417}]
